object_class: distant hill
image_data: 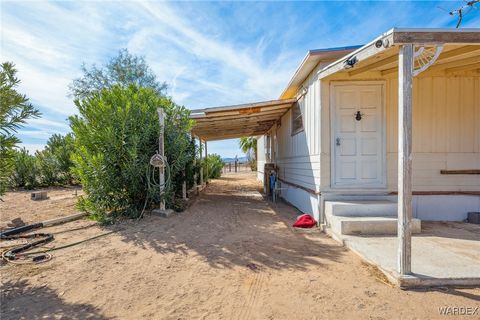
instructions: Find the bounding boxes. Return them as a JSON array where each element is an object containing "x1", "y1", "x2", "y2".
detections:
[{"x1": 222, "y1": 156, "x2": 248, "y2": 163}]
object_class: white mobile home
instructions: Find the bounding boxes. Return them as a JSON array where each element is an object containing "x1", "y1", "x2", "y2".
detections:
[
  {"x1": 255, "y1": 28, "x2": 479, "y2": 225},
  {"x1": 190, "y1": 27, "x2": 479, "y2": 283}
]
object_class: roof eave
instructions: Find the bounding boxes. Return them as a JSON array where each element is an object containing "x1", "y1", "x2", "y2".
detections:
[{"x1": 279, "y1": 45, "x2": 362, "y2": 99}]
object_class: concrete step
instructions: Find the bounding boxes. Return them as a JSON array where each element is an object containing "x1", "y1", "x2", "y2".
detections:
[
  {"x1": 325, "y1": 200, "x2": 397, "y2": 217},
  {"x1": 331, "y1": 216, "x2": 422, "y2": 235}
]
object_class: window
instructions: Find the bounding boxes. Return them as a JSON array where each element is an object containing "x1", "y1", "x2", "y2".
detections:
[
  {"x1": 291, "y1": 100, "x2": 304, "y2": 135},
  {"x1": 265, "y1": 135, "x2": 271, "y2": 162}
]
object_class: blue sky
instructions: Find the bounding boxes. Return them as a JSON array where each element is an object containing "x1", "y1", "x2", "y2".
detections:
[{"x1": 1, "y1": 1, "x2": 478, "y2": 158}]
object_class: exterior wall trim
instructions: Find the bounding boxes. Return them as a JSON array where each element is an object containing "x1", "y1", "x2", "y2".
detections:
[{"x1": 278, "y1": 177, "x2": 320, "y2": 195}]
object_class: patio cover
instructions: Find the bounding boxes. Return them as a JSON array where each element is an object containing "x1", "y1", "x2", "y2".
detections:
[{"x1": 190, "y1": 99, "x2": 296, "y2": 141}]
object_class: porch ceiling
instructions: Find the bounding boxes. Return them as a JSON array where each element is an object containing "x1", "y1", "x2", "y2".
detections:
[
  {"x1": 330, "y1": 44, "x2": 480, "y2": 78},
  {"x1": 190, "y1": 99, "x2": 296, "y2": 141},
  {"x1": 318, "y1": 28, "x2": 480, "y2": 81}
]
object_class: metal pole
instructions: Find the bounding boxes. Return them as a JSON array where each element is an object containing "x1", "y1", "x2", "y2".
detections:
[{"x1": 398, "y1": 44, "x2": 414, "y2": 276}]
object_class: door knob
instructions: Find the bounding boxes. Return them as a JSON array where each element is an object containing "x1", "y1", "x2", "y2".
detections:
[
  {"x1": 355, "y1": 111, "x2": 363, "y2": 121},
  {"x1": 336, "y1": 137, "x2": 341, "y2": 146}
]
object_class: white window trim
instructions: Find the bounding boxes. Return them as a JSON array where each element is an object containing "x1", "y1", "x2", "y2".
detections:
[{"x1": 291, "y1": 99, "x2": 304, "y2": 136}]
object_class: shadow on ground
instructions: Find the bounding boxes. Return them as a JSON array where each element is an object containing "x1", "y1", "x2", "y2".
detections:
[
  {"x1": 419, "y1": 221, "x2": 480, "y2": 242},
  {"x1": 412, "y1": 287, "x2": 480, "y2": 301},
  {"x1": 1, "y1": 279, "x2": 108, "y2": 320},
  {"x1": 112, "y1": 175, "x2": 345, "y2": 271}
]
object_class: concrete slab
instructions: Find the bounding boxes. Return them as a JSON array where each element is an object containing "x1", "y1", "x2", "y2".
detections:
[
  {"x1": 325, "y1": 200, "x2": 397, "y2": 217},
  {"x1": 339, "y1": 216, "x2": 421, "y2": 235},
  {"x1": 152, "y1": 208, "x2": 175, "y2": 218},
  {"x1": 330, "y1": 221, "x2": 480, "y2": 287}
]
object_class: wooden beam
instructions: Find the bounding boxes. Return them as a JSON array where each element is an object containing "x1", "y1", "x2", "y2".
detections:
[
  {"x1": 195, "y1": 119, "x2": 276, "y2": 129},
  {"x1": 393, "y1": 31, "x2": 480, "y2": 44},
  {"x1": 445, "y1": 62, "x2": 480, "y2": 74},
  {"x1": 202, "y1": 103, "x2": 292, "y2": 118},
  {"x1": 440, "y1": 169, "x2": 480, "y2": 175},
  {"x1": 381, "y1": 67, "x2": 397, "y2": 76},
  {"x1": 435, "y1": 45, "x2": 480, "y2": 63},
  {"x1": 202, "y1": 132, "x2": 265, "y2": 141},
  {"x1": 381, "y1": 46, "x2": 480, "y2": 76},
  {"x1": 348, "y1": 54, "x2": 398, "y2": 76},
  {"x1": 427, "y1": 54, "x2": 480, "y2": 72},
  {"x1": 191, "y1": 98, "x2": 296, "y2": 115},
  {"x1": 194, "y1": 109, "x2": 286, "y2": 122},
  {"x1": 397, "y1": 44, "x2": 414, "y2": 276},
  {"x1": 195, "y1": 126, "x2": 274, "y2": 135}
]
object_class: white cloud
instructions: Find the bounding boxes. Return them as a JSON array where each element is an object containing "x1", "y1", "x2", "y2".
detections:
[
  {"x1": 3, "y1": 0, "x2": 471, "y2": 158},
  {"x1": 17, "y1": 143, "x2": 45, "y2": 154},
  {"x1": 27, "y1": 118, "x2": 70, "y2": 131}
]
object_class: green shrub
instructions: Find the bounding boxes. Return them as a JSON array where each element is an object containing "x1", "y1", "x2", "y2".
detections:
[
  {"x1": 36, "y1": 133, "x2": 76, "y2": 186},
  {"x1": 70, "y1": 85, "x2": 193, "y2": 221},
  {"x1": 36, "y1": 149, "x2": 59, "y2": 186},
  {"x1": 10, "y1": 147, "x2": 39, "y2": 189},
  {"x1": 204, "y1": 154, "x2": 224, "y2": 179}
]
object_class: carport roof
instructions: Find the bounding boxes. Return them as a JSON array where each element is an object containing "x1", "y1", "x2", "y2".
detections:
[{"x1": 190, "y1": 98, "x2": 296, "y2": 141}]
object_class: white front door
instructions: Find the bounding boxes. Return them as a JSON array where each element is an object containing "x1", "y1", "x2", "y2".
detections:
[{"x1": 332, "y1": 83, "x2": 385, "y2": 188}]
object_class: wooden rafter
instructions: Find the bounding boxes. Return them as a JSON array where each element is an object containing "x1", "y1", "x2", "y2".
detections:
[
  {"x1": 190, "y1": 98, "x2": 295, "y2": 141},
  {"x1": 348, "y1": 54, "x2": 398, "y2": 76}
]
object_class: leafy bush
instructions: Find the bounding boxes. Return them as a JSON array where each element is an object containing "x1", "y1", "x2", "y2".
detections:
[
  {"x1": 8, "y1": 133, "x2": 76, "y2": 189},
  {"x1": 70, "y1": 85, "x2": 193, "y2": 221},
  {"x1": 36, "y1": 133, "x2": 76, "y2": 185},
  {"x1": 204, "y1": 154, "x2": 224, "y2": 179},
  {"x1": 9, "y1": 147, "x2": 39, "y2": 189}
]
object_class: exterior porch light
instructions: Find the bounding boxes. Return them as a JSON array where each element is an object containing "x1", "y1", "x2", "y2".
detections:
[{"x1": 343, "y1": 56, "x2": 358, "y2": 69}]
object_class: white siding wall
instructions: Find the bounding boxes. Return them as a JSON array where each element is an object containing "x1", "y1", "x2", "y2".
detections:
[
  {"x1": 273, "y1": 72, "x2": 322, "y2": 220},
  {"x1": 321, "y1": 75, "x2": 480, "y2": 192},
  {"x1": 276, "y1": 72, "x2": 321, "y2": 193},
  {"x1": 261, "y1": 60, "x2": 479, "y2": 221}
]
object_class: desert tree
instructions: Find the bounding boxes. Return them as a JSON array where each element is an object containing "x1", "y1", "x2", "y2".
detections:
[
  {"x1": 0, "y1": 62, "x2": 41, "y2": 196},
  {"x1": 239, "y1": 137, "x2": 258, "y2": 171},
  {"x1": 69, "y1": 48, "x2": 167, "y2": 100},
  {"x1": 239, "y1": 137, "x2": 257, "y2": 161}
]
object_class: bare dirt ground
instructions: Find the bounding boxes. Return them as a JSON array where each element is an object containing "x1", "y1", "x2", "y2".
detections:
[{"x1": 1, "y1": 172, "x2": 479, "y2": 319}]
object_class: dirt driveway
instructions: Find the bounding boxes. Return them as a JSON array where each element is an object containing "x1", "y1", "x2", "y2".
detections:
[{"x1": 1, "y1": 172, "x2": 479, "y2": 319}]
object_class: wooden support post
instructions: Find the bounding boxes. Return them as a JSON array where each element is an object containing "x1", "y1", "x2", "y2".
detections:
[
  {"x1": 158, "y1": 108, "x2": 166, "y2": 211},
  {"x1": 205, "y1": 141, "x2": 208, "y2": 184},
  {"x1": 182, "y1": 170, "x2": 187, "y2": 200},
  {"x1": 199, "y1": 138, "x2": 204, "y2": 187},
  {"x1": 193, "y1": 143, "x2": 198, "y2": 193},
  {"x1": 397, "y1": 44, "x2": 414, "y2": 276}
]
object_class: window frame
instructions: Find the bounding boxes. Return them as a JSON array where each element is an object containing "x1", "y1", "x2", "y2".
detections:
[{"x1": 290, "y1": 99, "x2": 304, "y2": 136}]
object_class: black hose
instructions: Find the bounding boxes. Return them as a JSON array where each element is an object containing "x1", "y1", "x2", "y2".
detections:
[
  {"x1": 4, "y1": 233, "x2": 54, "y2": 259},
  {"x1": 0, "y1": 223, "x2": 44, "y2": 239}
]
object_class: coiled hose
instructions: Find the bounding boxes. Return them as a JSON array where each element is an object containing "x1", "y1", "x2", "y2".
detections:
[{"x1": 138, "y1": 152, "x2": 171, "y2": 219}]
